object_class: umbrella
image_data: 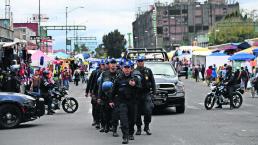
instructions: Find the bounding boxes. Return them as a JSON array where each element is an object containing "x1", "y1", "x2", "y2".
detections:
[
  {"x1": 228, "y1": 52, "x2": 255, "y2": 61},
  {"x1": 83, "y1": 53, "x2": 90, "y2": 59}
]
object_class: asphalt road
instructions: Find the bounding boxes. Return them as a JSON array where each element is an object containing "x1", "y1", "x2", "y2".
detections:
[{"x1": 1, "y1": 79, "x2": 258, "y2": 145}]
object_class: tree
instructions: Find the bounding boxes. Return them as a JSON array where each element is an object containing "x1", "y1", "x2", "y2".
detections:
[
  {"x1": 209, "y1": 11, "x2": 258, "y2": 45},
  {"x1": 102, "y1": 30, "x2": 127, "y2": 58},
  {"x1": 95, "y1": 44, "x2": 107, "y2": 58}
]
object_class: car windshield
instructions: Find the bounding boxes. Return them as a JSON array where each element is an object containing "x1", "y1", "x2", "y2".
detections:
[{"x1": 144, "y1": 63, "x2": 176, "y2": 77}]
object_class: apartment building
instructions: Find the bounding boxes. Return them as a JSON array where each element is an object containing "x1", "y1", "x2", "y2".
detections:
[{"x1": 132, "y1": 0, "x2": 239, "y2": 50}]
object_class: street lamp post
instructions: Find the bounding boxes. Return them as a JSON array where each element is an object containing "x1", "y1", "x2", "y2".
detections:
[{"x1": 65, "y1": 6, "x2": 84, "y2": 54}]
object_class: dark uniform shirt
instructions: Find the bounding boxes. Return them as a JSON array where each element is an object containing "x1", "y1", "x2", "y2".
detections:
[
  {"x1": 98, "y1": 70, "x2": 118, "y2": 101},
  {"x1": 111, "y1": 72, "x2": 140, "y2": 103},
  {"x1": 135, "y1": 66, "x2": 156, "y2": 94}
]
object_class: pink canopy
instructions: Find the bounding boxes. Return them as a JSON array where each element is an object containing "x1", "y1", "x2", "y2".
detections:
[{"x1": 31, "y1": 50, "x2": 54, "y2": 62}]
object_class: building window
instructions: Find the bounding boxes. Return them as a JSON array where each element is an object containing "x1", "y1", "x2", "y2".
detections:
[
  {"x1": 169, "y1": 10, "x2": 180, "y2": 15},
  {"x1": 182, "y1": 9, "x2": 188, "y2": 14},
  {"x1": 157, "y1": 27, "x2": 163, "y2": 34}
]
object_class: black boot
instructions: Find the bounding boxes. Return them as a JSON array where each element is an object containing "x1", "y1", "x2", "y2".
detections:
[
  {"x1": 99, "y1": 126, "x2": 105, "y2": 132},
  {"x1": 144, "y1": 124, "x2": 152, "y2": 135},
  {"x1": 95, "y1": 123, "x2": 100, "y2": 129},
  {"x1": 135, "y1": 126, "x2": 141, "y2": 135},
  {"x1": 112, "y1": 126, "x2": 119, "y2": 137},
  {"x1": 104, "y1": 125, "x2": 110, "y2": 133},
  {"x1": 122, "y1": 137, "x2": 129, "y2": 144}
]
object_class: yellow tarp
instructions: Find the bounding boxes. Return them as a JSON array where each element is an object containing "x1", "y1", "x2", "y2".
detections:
[
  {"x1": 192, "y1": 47, "x2": 210, "y2": 52},
  {"x1": 236, "y1": 46, "x2": 258, "y2": 54}
]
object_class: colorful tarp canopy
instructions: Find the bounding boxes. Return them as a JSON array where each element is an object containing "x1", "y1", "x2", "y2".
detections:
[
  {"x1": 209, "y1": 52, "x2": 229, "y2": 56},
  {"x1": 238, "y1": 42, "x2": 251, "y2": 50},
  {"x1": 192, "y1": 48, "x2": 211, "y2": 56},
  {"x1": 228, "y1": 52, "x2": 255, "y2": 61},
  {"x1": 31, "y1": 50, "x2": 54, "y2": 66},
  {"x1": 237, "y1": 46, "x2": 258, "y2": 54}
]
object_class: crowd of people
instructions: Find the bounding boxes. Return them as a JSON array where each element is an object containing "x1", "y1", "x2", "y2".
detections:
[
  {"x1": 85, "y1": 57, "x2": 155, "y2": 144},
  {"x1": 0, "y1": 59, "x2": 88, "y2": 115}
]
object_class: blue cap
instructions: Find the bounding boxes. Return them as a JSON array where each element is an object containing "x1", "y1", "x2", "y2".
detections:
[
  {"x1": 123, "y1": 61, "x2": 132, "y2": 68},
  {"x1": 100, "y1": 59, "x2": 105, "y2": 65},
  {"x1": 109, "y1": 58, "x2": 117, "y2": 63},
  {"x1": 119, "y1": 58, "x2": 126, "y2": 66},
  {"x1": 137, "y1": 56, "x2": 145, "y2": 61}
]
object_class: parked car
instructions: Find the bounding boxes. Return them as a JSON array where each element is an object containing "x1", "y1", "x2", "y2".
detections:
[
  {"x1": 145, "y1": 62, "x2": 185, "y2": 113},
  {"x1": 0, "y1": 92, "x2": 45, "y2": 129}
]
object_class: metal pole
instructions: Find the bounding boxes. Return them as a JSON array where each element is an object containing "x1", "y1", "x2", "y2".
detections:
[{"x1": 66, "y1": 6, "x2": 68, "y2": 54}]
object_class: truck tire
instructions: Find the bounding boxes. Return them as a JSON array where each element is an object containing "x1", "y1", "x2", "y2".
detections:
[{"x1": 0, "y1": 104, "x2": 22, "y2": 129}]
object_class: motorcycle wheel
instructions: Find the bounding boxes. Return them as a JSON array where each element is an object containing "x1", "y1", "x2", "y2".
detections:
[
  {"x1": 204, "y1": 94, "x2": 215, "y2": 110},
  {"x1": 232, "y1": 92, "x2": 243, "y2": 108},
  {"x1": 62, "y1": 97, "x2": 79, "y2": 113}
]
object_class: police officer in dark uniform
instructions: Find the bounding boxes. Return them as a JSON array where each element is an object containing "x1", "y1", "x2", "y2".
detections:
[
  {"x1": 86, "y1": 60, "x2": 105, "y2": 128},
  {"x1": 98, "y1": 58, "x2": 119, "y2": 136},
  {"x1": 111, "y1": 61, "x2": 140, "y2": 144},
  {"x1": 223, "y1": 65, "x2": 241, "y2": 109},
  {"x1": 40, "y1": 70, "x2": 54, "y2": 115},
  {"x1": 135, "y1": 56, "x2": 155, "y2": 135}
]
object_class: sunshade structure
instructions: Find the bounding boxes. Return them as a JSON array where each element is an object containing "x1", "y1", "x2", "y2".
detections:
[
  {"x1": 236, "y1": 46, "x2": 258, "y2": 54},
  {"x1": 206, "y1": 52, "x2": 230, "y2": 69},
  {"x1": 209, "y1": 52, "x2": 228, "y2": 56},
  {"x1": 252, "y1": 48, "x2": 258, "y2": 56},
  {"x1": 53, "y1": 52, "x2": 69, "y2": 59},
  {"x1": 238, "y1": 42, "x2": 251, "y2": 50},
  {"x1": 192, "y1": 47, "x2": 212, "y2": 56},
  {"x1": 228, "y1": 52, "x2": 255, "y2": 61},
  {"x1": 31, "y1": 50, "x2": 54, "y2": 66}
]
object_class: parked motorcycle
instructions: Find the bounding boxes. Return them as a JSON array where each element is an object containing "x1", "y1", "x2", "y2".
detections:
[
  {"x1": 26, "y1": 86, "x2": 79, "y2": 114},
  {"x1": 50, "y1": 86, "x2": 79, "y2": 113},
  {"x1": 204, "y1": 82, "x2": 243, "y2": 110}
]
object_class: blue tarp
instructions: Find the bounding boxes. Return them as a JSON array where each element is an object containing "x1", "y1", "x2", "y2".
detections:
[
  {"x1": 83, "y1": 53, "x2": 90, "y2": 59},
  {"x1": 228, "y1": 52, "x2": 255, "y2": 61},
  {"x1": 209, "y1": 52, "x2": 228, "y2": 56}
]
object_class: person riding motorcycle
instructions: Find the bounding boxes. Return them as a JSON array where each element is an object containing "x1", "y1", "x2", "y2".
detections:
[
  {"x1": 219, "y1": 66, "x2": 241, "y2": 109},
  {"x1": 40, "y1": 70, "x2": 55, "y2": 115}
]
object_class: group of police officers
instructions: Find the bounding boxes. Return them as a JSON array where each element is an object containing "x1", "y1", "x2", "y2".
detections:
[{"x1": 85, "y1": 56, "x2": 156, "y2": 144}]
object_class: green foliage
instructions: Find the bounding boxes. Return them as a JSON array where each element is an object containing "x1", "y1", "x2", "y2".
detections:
[
  {"x1": 209, "y1": 11, "x2": 258, "y2": 45},
  {"x1": 102, "y1": 29, "x2": 127, "y2": 58},
  {"x1": 95, "y1": 44, "x2": 106, "y2": 58}
]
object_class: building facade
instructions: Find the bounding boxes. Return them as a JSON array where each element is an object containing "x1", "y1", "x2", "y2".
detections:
[{"x1": 132, "y1": 0, "x2": 239, "y2": 51}]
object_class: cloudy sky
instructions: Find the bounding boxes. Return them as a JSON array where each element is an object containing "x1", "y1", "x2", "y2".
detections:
[{"x1": 0, "y1": 0, "x2": 257, "y2": 50}]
